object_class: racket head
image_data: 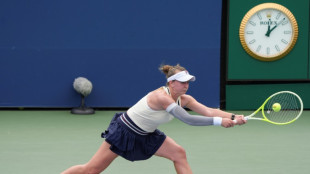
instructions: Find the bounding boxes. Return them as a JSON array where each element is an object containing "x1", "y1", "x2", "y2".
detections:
[{"x1": 261, "y1": 91, "x2": 303, "y2": 125}]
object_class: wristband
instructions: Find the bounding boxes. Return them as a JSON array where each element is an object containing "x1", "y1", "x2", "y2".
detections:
[{"x1": 213, "y1": 117, "x2": 222, "y2": 126}]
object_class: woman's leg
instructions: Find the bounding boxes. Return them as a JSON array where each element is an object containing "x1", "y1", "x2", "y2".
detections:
[
  {"x1": 61, "y1": 141, "x2": 118, "y2": 174},
  {"x1": 155, "y1": 136, "x2": 192, "y2": 174}
]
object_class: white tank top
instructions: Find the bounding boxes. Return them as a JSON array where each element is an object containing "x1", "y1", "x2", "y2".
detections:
[{"x1": 127, "y1": 86, "x2": 181, "y2": 132}]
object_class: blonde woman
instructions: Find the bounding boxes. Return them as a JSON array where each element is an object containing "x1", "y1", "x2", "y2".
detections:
[{"x1": 62, "y1": 64, "x2": 246, "y2": 174}]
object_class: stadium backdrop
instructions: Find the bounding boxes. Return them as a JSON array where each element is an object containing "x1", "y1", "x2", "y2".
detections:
[{"x1": 1, "y1": 0, "x2": 309, "y2": 110}]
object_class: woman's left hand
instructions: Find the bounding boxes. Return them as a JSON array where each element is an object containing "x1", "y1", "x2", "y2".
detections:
[{"x1": 234, "y1": 115, "x2": 247, "y2": 125}]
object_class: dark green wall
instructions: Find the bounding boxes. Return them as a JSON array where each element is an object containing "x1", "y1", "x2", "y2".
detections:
[{"x1": 225, "y1": 0, "x2": 310, "y2": 110}]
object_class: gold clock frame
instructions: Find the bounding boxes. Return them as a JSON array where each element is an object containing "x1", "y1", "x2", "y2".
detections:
[{"x1": 239, "y1": 3, "x2": 298, "y2": 61}]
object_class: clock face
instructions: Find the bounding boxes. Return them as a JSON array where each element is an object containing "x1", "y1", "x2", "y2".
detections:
[{"x1": 239, "y1": 3, "x2": 298, "y2": 61}]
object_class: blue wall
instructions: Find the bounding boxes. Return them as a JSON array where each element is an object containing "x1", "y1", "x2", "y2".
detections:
[{"x1": 0, "y1": 0, "x2": 222, "y2": 108}]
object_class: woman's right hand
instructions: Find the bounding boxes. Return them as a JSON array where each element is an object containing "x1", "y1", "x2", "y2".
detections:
[{"x1": 221, "y1": 118, "x2": 235, "y2": 128}]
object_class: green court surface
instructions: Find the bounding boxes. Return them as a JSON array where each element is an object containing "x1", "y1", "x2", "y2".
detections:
[{"x1": 1, "y1": 110, "x2": 309, "y2": 174}]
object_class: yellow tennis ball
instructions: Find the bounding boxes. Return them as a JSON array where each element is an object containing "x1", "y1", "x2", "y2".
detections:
[{"x1": 272, "y1": 103, "x2": 281, "y2": 112}]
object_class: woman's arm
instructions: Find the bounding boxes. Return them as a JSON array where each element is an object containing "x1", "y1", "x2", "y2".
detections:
[
  {"x1": 181, "y1": 94, "x2": 246, "y2": 125},
  {"x1": 166, "y1": 103, "x2": 234, "y2": 128}
]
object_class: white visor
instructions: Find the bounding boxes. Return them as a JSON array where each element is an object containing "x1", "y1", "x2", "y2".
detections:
[{"x1": 167, "y1": 71, "x2": 196, "y2": 82}]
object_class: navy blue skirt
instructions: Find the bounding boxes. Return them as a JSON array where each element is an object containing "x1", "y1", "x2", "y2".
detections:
[{"x1": 101, "y1": 113, "x2": 166, "y2": 161}]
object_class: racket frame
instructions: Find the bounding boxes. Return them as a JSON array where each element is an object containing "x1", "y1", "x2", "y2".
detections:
[{"x1": 244, "y1": 91, "x2": 303, "y2": 125}]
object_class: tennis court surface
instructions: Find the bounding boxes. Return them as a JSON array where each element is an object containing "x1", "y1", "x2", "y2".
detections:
[{"x1": 1, "y1": 110, "x2": 309, "y2": 174}]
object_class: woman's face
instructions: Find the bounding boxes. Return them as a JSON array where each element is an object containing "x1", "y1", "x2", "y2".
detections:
[{"x1": 170, "y1": 80, "x2": 189, "y2": 95}]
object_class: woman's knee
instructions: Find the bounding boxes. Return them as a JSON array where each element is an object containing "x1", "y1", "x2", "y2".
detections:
[{"x1": 170, "y1": 145, "x2": 187, "y2": 162}]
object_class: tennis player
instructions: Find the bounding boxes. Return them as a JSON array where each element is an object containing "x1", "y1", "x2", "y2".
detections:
[{"x1": 62, "y1": 64, "x2": 246, "y2": 174}]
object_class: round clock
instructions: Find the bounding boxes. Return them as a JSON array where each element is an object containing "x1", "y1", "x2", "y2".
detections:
[{"x1": 239, "y1": 3, "x2": 298, "y2": 61}]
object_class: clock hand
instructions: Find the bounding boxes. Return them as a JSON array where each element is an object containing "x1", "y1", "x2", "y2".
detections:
[
  {"x1": 270, "y1": 18, "x2": 286, "y2": 31},
  {"x1": 265, "y1": 18, "x2": 286, "y2": 37},
  {"x1": 265, "y1": 19, "x2": 271, "y2": 37}
]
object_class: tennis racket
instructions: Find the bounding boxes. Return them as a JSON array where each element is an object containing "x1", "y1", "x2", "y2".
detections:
[{"x1": 237, "y1": 91, "x2": 303, "y2": 125}]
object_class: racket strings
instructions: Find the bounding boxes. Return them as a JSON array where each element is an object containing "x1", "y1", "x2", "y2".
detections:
[{"x1": 264, "y1": 92, "x2": 302, "y2": 124}]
